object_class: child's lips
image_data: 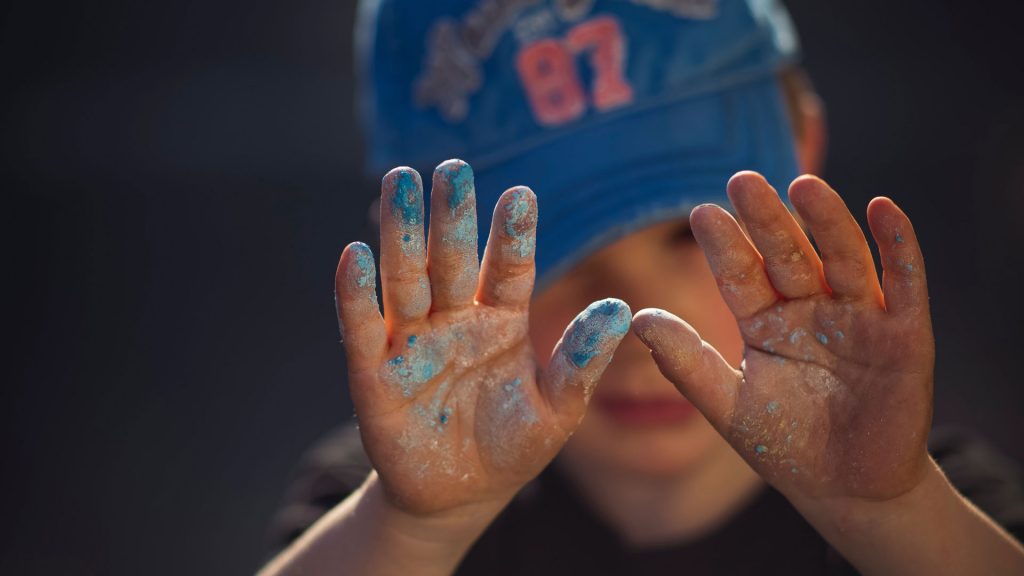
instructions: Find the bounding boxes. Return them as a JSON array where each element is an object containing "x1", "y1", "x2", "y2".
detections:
[{"x1": 593, "y1": 394, "x2": 698, "y2": 426}]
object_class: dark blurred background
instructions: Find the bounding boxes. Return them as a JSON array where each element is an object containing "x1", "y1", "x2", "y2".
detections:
[{"x1": 3, "y1": 0, "x2": 1023, "y2": 573}]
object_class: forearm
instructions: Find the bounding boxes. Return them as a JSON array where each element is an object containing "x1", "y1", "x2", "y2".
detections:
[
  {"x1": 795, "y1": 457, "x2": 1024, "y2": 576},
  {"x1": 259, "y1": 472, "x2": 504, "y2": 576}
]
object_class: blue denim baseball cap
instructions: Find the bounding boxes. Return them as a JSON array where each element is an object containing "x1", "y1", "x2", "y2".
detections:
[{"x1": 357, "y1": 0, "x2": 801, "y2": 289}]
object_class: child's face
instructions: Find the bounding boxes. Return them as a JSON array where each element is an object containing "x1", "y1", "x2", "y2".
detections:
[{"x1": 530, "y1": 218, "x2": 745, "y2": 477}]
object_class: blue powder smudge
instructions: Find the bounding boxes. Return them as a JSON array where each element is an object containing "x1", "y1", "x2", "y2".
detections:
[
  {"x1": 503, "y1": 188, "x2": 536, "y2": 258},
  {"x1": 904, "y1": 263, "x2": 914, "y2": 272},
  {"x1": 448, "y1": 211, "x2": 476, "y2": 246},
  {"x1": 895, "y1": 232, "x2": 904, "y2": 243},
  {"x1": 755, "y1": 444, "x2": 768, "y2": 455},
  {"x1": 407, "y1": 335, "x2": 417, "y2": 347},
  {"x1": 834, "y1": 330, "x2": 845, "y2": 340},
  {"x1": 387, "y1": 354, "x2": 437, "y2": 397},
  {"x1": 438, "y1": 408, "x2": 450, "y2": 425},
  {"x1": 352, "y1": 243, "x2": 375, "y2": 288},
  {"x1": 766, "y1": 400, "x2": 780, "y2": 414},
  {"x1": 402, "y1": 233, "x2": 411, "y2": 242},
  {"x1": 391, "y1": 170, "x2": 422, "y2": 225},
  {"x1": 565, "y1": 299, "x2": 631, "y2": 368},
  {"x1": 816, "y1": 332, "x2": 829, "y2": 345},
  {"x1": 788, "y1": 328, "x2": 807, "y2": 345},
  {"x1": 442, "y1": 161, "x2": 474, "y2": 213}
]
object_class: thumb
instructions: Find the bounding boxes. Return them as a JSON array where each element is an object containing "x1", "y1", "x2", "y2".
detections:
[
  {"x1": 631, "y1": 308, "x2": 740, "y2": 430},
  {"x1": 539, "y1": 298, "x2": 631, "y2": 431}
]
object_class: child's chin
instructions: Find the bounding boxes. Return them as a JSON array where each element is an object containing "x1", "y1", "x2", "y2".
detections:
[{"x1": 566, "y1": 414, "x2": 726, "y2": 479}]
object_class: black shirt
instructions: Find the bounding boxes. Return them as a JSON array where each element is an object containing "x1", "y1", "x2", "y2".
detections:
[{"x1": 269, "y1": 425, "x2": 1024, "y2": 575}]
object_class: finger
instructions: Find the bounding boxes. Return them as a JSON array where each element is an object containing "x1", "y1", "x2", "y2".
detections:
[
  {"x1": 539, "y1": 298, "x2": 631, "y2": 431},
  {"x1": 477, "y1": 186, "x2": 537, "y2": 308},
  {"x1": 379, "y1": 167, "x2": 431, "y2": 328},
  {"x1": 335, "y1": 242, "x2": 387, "y2": 375},
  {"x1": 727, "y1": 172, "x2": 826, "y2": 299},
  {"x1": 427, "y1": 159, "x2": 479, "y2": 311},
  {"x1": 866, "y1": 197, "x2": 930, "y2": 317},
  {"x1": 632, "y1": 308, "x2": 740, "y2": 430},
  {"x1": 690, "y1": 204, "x2": 779, "y2": 319},
  {"x1": 788, "y1": 176, "x2": 883, "y2": 302}
]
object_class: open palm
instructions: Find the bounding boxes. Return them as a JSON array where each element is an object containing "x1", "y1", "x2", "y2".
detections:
[
  {"x1": 335, "y1": 161, "x2": 630, "y2": 516},
  {"x1": 634, "y1": 173, "x2": 934, "y2": 503}
]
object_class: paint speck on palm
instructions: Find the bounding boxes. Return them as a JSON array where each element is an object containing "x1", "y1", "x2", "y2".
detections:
[
  {"x1": 816, "y1": 332, "x2": 829, "y2": 345},
  {"x1": 755, "y1": 444, "x2": 768, "y2": 455},
  {"x1": 499, "y1": 377, "x2": 539, "y2": 425},
  {"x1": 565, "y1": 299, "x2": 631, "y2": 368},
  {"x1": 895, "y1": 232, "x2": 904, "y2": 244},
  {"x1": 766, "y1": 400, "x2": 780, "y2": 414},
  {"x1": 386, "y1": 352, "x2": 438, "y2": 397},
  {"x1": 402, "y1": 233, "x2": 411, "y2": 243},
  {"x1": 407, "y1": 335, "x2": 417, "y2": 347}
]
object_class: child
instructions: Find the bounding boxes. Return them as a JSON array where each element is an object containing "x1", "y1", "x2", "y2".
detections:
[{"x1": 262, "y1": 1, "x2": 1024, "y2": 574}]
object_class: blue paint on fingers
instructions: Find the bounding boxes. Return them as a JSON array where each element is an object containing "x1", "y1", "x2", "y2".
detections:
[
  {"x1": 564, "y1": 299, "x2": 632, "y2": 368},
  {"x1": 351, "y1": 243, "x2": 376, "y2": 289},
  {"x1": 441, "y1": 161, "x2": 474, "y2": 213},
  {"x1": 503, "y1": 188, "x2": 537, "y2": 258},
  {"x1": 390, "y1": 169, "x2": 423, "y2": 225}
]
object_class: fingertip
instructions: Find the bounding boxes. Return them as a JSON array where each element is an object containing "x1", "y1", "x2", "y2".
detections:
[
  {"x1": 631, "y1": 307, "x2": 700, "y2": 353},
  {"x1": 726, "y1": 171, "x2": 771, "y2": 202},
  {"x1": 433, "y1": 159, "x2": 475, "y2": 212},
  {"x1": 495, "y1": 186, "x2": 538, "y2": 257},
  {"x1": 339, "y1": 242, "x2": 377, "y2": 291},
  {"x1": 382, "y1": 167, "x2": 424, "y2": 226},
  {"x1": 728, "y1": 170, "x2": 768, "y2": 189},
  {"x1": 632, "y1": 307, "x2": 683, "y2": 332},
  {"x1": 498, "y1": 186, "x2": 538, "y2": 222},
  {"x1": 563, "y1": 298, "x2": 631, "y2": 368},
  {"x1": 787, "y1": 175, "x2": 846, "y2": 224},
  {"x1": 866, "y1": 195, "x2": 901, "y2": 220},
  {"x1": 688, "y1": 203, "x2": 728, "y2": 230}
]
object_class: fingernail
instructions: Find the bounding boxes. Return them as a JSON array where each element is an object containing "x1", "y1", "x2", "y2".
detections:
[{"x1": 564, "y1": 299, "x2": 632, "y2": 368}]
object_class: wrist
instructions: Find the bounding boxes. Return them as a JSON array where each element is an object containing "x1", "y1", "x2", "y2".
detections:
[
  {"x1": 261, "y1": 472, "x2": 510, "y2": 576},
  {"x1": 794, "y1": 456, "x2": 944, "y2": 541},
  {"x1": 788, "y1": 457, "x2": 1024, "y2": 576},
  {"x1": 371, "y1": 472, "x2": 511, "y2": 556}
]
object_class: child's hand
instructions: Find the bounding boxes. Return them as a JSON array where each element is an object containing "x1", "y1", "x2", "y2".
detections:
[
  {"x1": 633, "y1": 172, "x2": 934, "y2": 504},
  {"x1": 335, "y1": 161, "x2": 630, "y2": 517}
]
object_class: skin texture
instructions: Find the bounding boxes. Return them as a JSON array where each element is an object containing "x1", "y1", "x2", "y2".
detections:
[
  {"x1": 632, "y1": 172, "x2": 934, "y2": 502},
  {"x1": 263, "y1": 165, "x2": 1024, "y2": 576},
  {"x1": 335, "y1": 160, "x2": 631, "y2": 517}
]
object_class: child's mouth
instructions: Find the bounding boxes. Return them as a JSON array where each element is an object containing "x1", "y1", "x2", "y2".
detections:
[{"x1": 594, "y1": 394, "x2": 698, "y2": 427}]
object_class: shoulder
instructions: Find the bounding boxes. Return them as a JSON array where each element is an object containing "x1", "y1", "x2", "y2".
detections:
[
  {"x1": 268, "y1": 423, "x2": 372, "y2": 551},
  {"x1": 930, "y1": 426, "x2": 1024, "y2": 540}
]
